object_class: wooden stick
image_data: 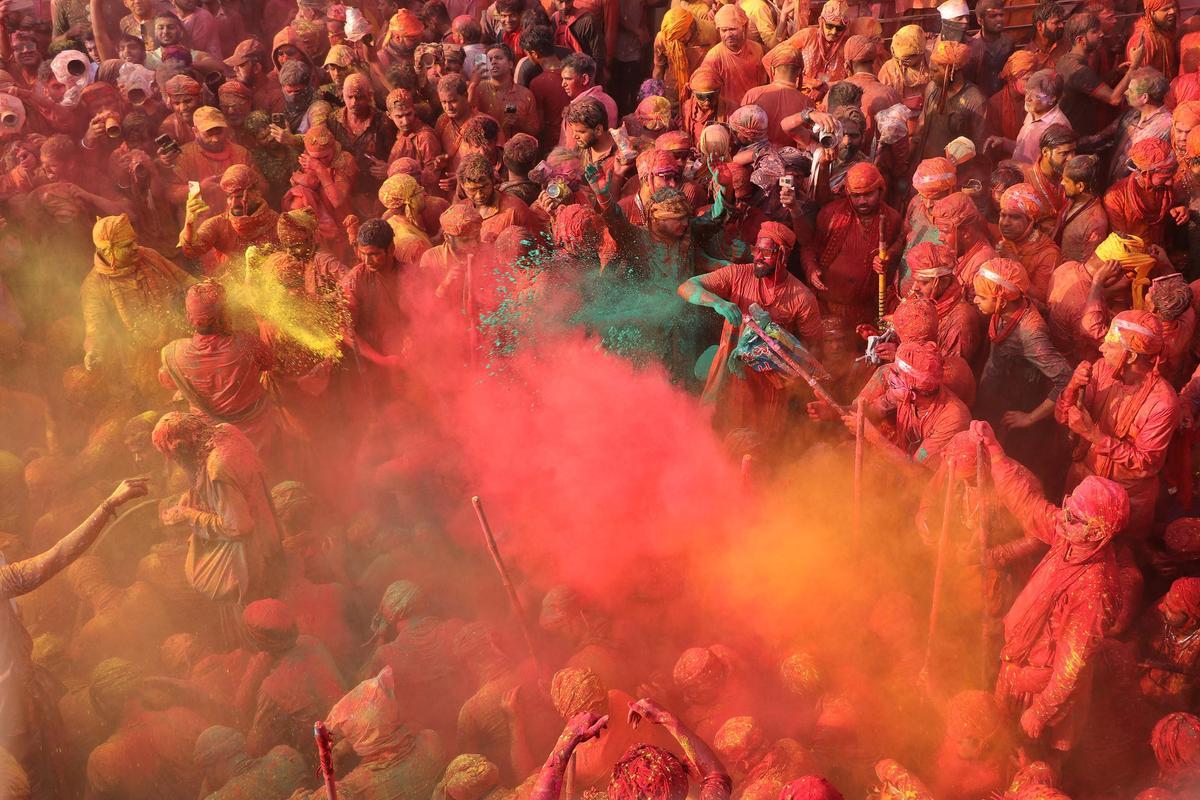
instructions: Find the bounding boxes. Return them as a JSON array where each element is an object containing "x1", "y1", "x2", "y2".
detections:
[
  {"x1": 975, "y1": 439, "x2": 991, "y2": 687},
  {"x1": 740, "y1": 453, "x2": 753, "y2": 488},
  {"x1": 471, "y1": 495, "x2": 544, "y2": 674},
  {"x1": 314, "y1": 721, "x2": 337, "y2": 800},
  {"x1": 877, "y1": 228, "x2": 887, "y2": 324},
  {"x1": 853, "y1": 397, "x2": 865, "y2": 545},
  {"x1": 922, "y1": 459, "x2": 957, "y2": 679}
]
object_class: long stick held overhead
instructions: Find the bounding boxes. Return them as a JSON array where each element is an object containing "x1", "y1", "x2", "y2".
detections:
[{"x1": 471, "y1": 495, "x2": 545, "y2": 674}]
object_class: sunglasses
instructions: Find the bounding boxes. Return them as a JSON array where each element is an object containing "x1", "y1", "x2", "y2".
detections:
[{"x1": 693, "y1": 91, "x2": 717, "y2": 101}]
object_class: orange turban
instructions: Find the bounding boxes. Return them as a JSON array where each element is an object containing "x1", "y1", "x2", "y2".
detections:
[
  {"x1": 1145, "y1": 0, "x2": 1174, "y2": 13},
  {"x1": 912, "y1": 157, "x2": 957, "y2": 197},
  {"x1": 931, "y1": 191, "x2": 980, "y2": 229},
  {"x1": 999, "y1": 182, "x2": 1045, "y2": 218},
  {"x1": 973, "y1": 257, "x2": 1029, "y2": 300},
  {"x1": 1188, "y1": 126, "x2": 1200, "y2": 158},
  {"x1": 389, "y1": 8, "x2": 424, "y2": 37},
  {"x1": 757, "y1": 220, "x2": 797, "y2": 250},
  {"x1": 844, "y1": 35, "x2": 877, "y2": 63},
  {"x1": 689, "y1": 67, "x2": 721, "y2": 93},
  {"x1": 845, "y1": 162, "x2": 884, "y2": 193},
  {"x1": 714, "y1": 4, "x2": 747, "y2": 28},
  {"x1": 931, "y1": 40, "x2": 969, "y2": 68},
  {"x1": 1174, "y1": 100, "x2": 1200, "y2": 131},
  {"x1": 1104, "y1": 309, "x2": 1163, "y2": 355},
  {"x1": 1000, "y1": 50, "x2": 1039, "y2": 79},
  {"x1": 219, "y1": 163, "x2": 264, "y2": 194},
  {"x1": 1130, "y1": 137, "x2": 1176, "y2": 172},
  {"x1": 894, "y1": 340, "x2": 942, "y2": 393},
  {"x1": 906, "y1": 241, "x2": 954, "y2": 279}
]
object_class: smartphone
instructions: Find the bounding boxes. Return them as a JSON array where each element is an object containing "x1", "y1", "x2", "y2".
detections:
[
  {"x1": 270, "y1": 112, "x2": 285, "y2": 128},
  {"x1": 154, "y1": 133, "x2": 179, "y2": 154}
]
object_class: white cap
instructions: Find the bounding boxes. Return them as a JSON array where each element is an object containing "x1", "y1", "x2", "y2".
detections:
[
  {"x1": 938, "y1": 0, "x2": 970, "y2": 19},
  {"x1": 345, "y1": 7, "x2": 372, "y2": 42}
]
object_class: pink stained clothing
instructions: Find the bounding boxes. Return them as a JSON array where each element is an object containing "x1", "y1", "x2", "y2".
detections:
[
  {"x1": 1013, "y1": 105, "x2": 1071, "y2": 164},
  {"x1": 842, "y1": 71, "x2": 902, "y2": 136},
  {"x1": 803, "y1": 197, "x2": 902, "y2": 323},
  {"x1": 243, "y1": 636, "x2": 347, "y2": 758},
  {"x1": 179, "y1": 7, "x2": 224, "y2": 57},
  {"x1": 988, "y1": 453, "x2": 1122, "y2": 752},
  {"x1": 159, "y1": 332, "x2": 280, "y2": 453},
  {"x1": 1047, "y1": 259, "x2": 1110, "y2": 364},
  {"x1": 1055, "y1": 359, "x2": 1181, "y2": 539},
  {"x1": 559, "y1": 85, "x2": 619, "y2": 148},
  {"x1": 996, "y1": 233, "x2": 1060, "y2": 306},
  {"x1": 932, "y1": 280, "x2": 985, "y2": 365},
  {"x1": 1160, "y1": 308, "x2": 1197, "y2": 387},
  {"x1": 697, "y1": 262, "x2": 823, "y2": 437},
  {"x1": 698, "y1": 40, "x2": 768, "y2": 115},
  {"x1": 86, "y1": 704, "x2": 211, "y2": 799}
]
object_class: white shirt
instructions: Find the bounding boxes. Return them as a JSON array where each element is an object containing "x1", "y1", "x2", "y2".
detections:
[{"x1": 1013, "y1": 104, "x2": 1070, "y2": 164}]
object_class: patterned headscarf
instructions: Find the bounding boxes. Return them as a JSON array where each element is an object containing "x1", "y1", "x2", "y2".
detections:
[{"x1": 660, "y1": 9, "x2": 696, "y2": 97}]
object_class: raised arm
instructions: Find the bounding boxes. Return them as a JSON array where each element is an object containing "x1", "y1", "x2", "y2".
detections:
[
  {"x1": 627, "y1": 698, "x2": 732, "y2": 800},
  {"x1": 529, "y1": 712, "x2": 609, "y2": 800},
  {"x1": 0, "y1": 478, "x2": 148, "y2": 599}
]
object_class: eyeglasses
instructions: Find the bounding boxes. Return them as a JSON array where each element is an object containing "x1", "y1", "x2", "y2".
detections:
[{"x1": 693, "y1": 91, "x2": 717, "y2": 101}]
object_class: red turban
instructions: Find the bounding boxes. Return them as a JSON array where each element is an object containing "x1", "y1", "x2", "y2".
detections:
[
  {"x1": 1064, "y1": 475, "x2": 1130, "y2": 542},
  {"x1": 1130, "y1": 137, "x2": 1176, "y2": 172},
  {"x1": 1145, "y1": 0, "x2": 1174, "y2": 13},
  {"x1": 843, "y1": 35, "x2": 877, "y2": 63},
  {"x1": 673, "y1": 646, "x2": 725, "y2": 690},
  {"x1": 780, "y1": 777, "x2": 845, "y2": 800},
  {"x1": 973, "y1": 257, "x2": 1029, "y2": 300},
  {"x1": 1152, "y1": 712, "x2": 1200, "y2": 779},
  {"x1": 655, "y1": 130, "x2": 692, "y2": 152},
  {"x1": 845, "y1": 162, "x2": 884, "y2": 193},
  {"x1": 651, "y1": 149, "x2": 680, "y2": 176},
  {"x1": 1105, "y1": 309, "x2": 1164, "y2": 355},
  {"x1": 757, "y1": 220, "x2": 797, "y2": 251},
  {"x1": 277, "y1": 208, "x2": 318, "y2": 245},
  {"x1": 164, "y1": 74, "x2": 202, "y2": 97},
  {"x1": 1000, "y1": 182, "x2": 1046, "y2": 219},
  {"x1": 219, "y1": 163, "x2": 264, "y2": 194},
  {"x1": 610, "y1": 745, "x2": 688, "y2": 800},
  {"x1": 728, "y1": 104, "x2": 768, "y2": 141},
  {"x1": 242, "y1": 599, "x2": 298, "y2": 653},
  {"x1": 931, "y1": 191, "x2": 980, "y2": 229},
  {"x1": 1165, "y1": 577, "x2": 1200, "y2": 617},
  {"x1": 894, "y1": 340, "x2": 942, "y2": 393},
  {"x1": 185, "y1": 281, "x2": 226, "y2": 327},
  {"x1": 912, "y1": 157, "x2": 957, "y2": 197},
  {"x1": 892, "y1": 296, "x2": 938, "y2": 342},
  {"x1": 553, "y1": 203, "x2": 603, "y2": 250},
  {"x1": 440, "y1": 203, "x2": 482, "y2": 236},
  {"x1": 906, "y1": 241, "x2": 954, "y2": 279},
  {"x1": 1166, "y1": 517, "x2": 1200, "y2": 554},
  {"x1": 218, "y1": 79, "x2": 253, "y2": 102}
]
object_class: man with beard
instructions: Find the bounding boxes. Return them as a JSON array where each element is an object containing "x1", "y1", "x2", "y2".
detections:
[
  {"x1": 225, "y1": 38, "x2": 285, "y2": 114},
  {"x1": 1058, "y1": 154, "x2": 1109, "y2": 264},
  {"x1": 471, "y1": 43, "x2": 540, "y2": 141},
  {"x1": 1018, "y1": 124, "x2": 1076, "y2": 233},
  {"x1": 1103, "y1": 137, "x2": 1179, "y2": 244},
  {"x1": 772, "y1": 0, "x2": 854, "y2": 90},
  {"x1": 972, "y1": 419, "x2": 1128, "y2": 754},
  {"x1": 386, "y1": 88, "x2": 443, "y2": 175},
  {"x1": 158, "y1": 73, "x2": 204, "y2": 146},
  {"x1": 802, "y1": 162, "x2": 902, "y2": 327},
  {"x1": 170, "y1": 107, "x2": 252, "y2": 208},
  {"x1": 378, "y1": 8, "x2": 426, "y2": 70},
  {"x1": 159, "y1": 282, "x2": 280, "y2": 454},
  {"x1": 699, "y1": 4, "x2": 766, "y2": 116},
  {"x1": 1057, "y1": 12, "x2": 1143, "y2": 137},
  {"x1": 153, "y1": 412, "x2": 282, "y2": 626},
  {"x1": 678, "y1": 221, "x2": 822, "y2": 436},
  {"x1": 1056, "y1": 311, "x2": 1179, "y2": 541},
  {"x1": 1020, "y1": 0, "x2": 1066, "y2": 70},
  {"x1": 275, "y1": 208, "x2": 346, "y2": 294},
  {"x1": 341, "y1": 220, "x2": 408, "y2": 394},
  {"x1": 275, "y1": 60, "x2": 325, "y2": 137},
  {"x1": 997, "y1": 183, "x2": 1061, "y2": 304},
  {"x1": 1128, "y1": 0, "x2": 1178, "y2": 81},
  {"x1": 454, "y1": 153, "x2": 536, "y2": 244},
  {"x1": 965, "y1": 0, "x2": 1012, "y2": 97},
  {"x1": 181, "y1": 164, "x2": 279, "y2": 274},
  {"x1": 326, "y1": 73, "x2": 395, "y2": 207},
  {"x1": 282, "y1": 126, "x2": 356, "y2": 253},
  {"x1": 931, "y1": 191, "x2": 997, "y2": 292},
  {"x1": 918, "y1": 40, "x2": 988, "y2": 159}
]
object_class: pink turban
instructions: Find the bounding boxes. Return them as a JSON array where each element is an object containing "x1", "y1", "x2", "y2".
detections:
[
  {"x1": 999, "y1": 182, "x2": 1046, "y2": 219},
  {"x1": 912, "y1": 157, "x2": 957, "y2": 197},
  {"x1": 906, "y1": 241, "x2": 955, "y2": 279},
  {"x1": 931, "y1": 191, "x2": 981, "y2": 228},
  {"x1": 973, "y1": 257, "x2": 1029, "y2": 300},
  {"x1": 728, "y1": 104, "x2": 768, "y2": 140},
  {"x1": 440, "y1": 203, "x2": 482, "y2": 236},
  {"x1": 1065, "y1": 475, "x2": 1130, "y2": 542},
  {"x1": 894, "y1": 340, "x2": 942, "y2": 394},
  {"x1": 1104, "y1": 309, "x2": 1164, "y2": 355}
]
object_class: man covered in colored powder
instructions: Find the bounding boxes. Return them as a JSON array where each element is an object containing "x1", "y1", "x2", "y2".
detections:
[
  {"x1": 159, "y1": 281, "x2": 280, "y2": 456},
  {"x1": 1055, "y1": 311, "x2": 1180, "y2": 541},
  {"x1": 180, "y1": 164, "x2": 281, "y2": 275},
  {"x1": 1104, "y1": 137, "x2": 1180, "y2": 245},
  {"x1": 972, "y1": 419, "x2": 1128, "y2": 756},
  {"x1": 679, "y1": 220, "x2": 821, "y2": 437},
  {"x1": 801, "y1": 162, "x2": 901, "y2": 327}
]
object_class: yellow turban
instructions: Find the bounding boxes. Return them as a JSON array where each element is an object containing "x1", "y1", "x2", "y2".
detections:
[
  {"x1": 92, "y1": 213, "x2": 136, "y2": 251},
  {"x1": 890, "y1": 24, "x2": 925, "y2": 58},
  {"x1": 1094, "y1": 232, "x2": 1157, "y2": 309},
  {"x1": 661, "y1": 9, "x2": 696, "y2": 99}
]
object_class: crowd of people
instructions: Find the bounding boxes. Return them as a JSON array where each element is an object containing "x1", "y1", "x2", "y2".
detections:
[{"x1": 6, "y1": 0, "x2": 1200, "y2": 796}]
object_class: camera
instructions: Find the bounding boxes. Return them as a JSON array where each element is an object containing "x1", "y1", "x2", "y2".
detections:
[
  {"x1": 66, "y1": 57, "x2": 86, "y2": 76},
  {"x1": 126, "y1": 87, "x2": 147, "y2": 105},
  {"x1": 154, "y1": 133, "x2": 180, "y2": 154},
  {"x1": 545, "y1": 178, "x2": 569, "y2": 200},
  {"x1": 504, "y1": 103, "x2": 517, "y2": 115},
  {"x1": 778, "y1": 175, "x2": 794, "y2": 189},
  {"x1": 270, "y1": 113, "x2": 286, "y2": 128},
  {"x1": 104, "y1": 117, "x2": 122, "y2": 138},
  {"x1": 0, "y1": 111, "x2": 17, "y2": 127}
]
